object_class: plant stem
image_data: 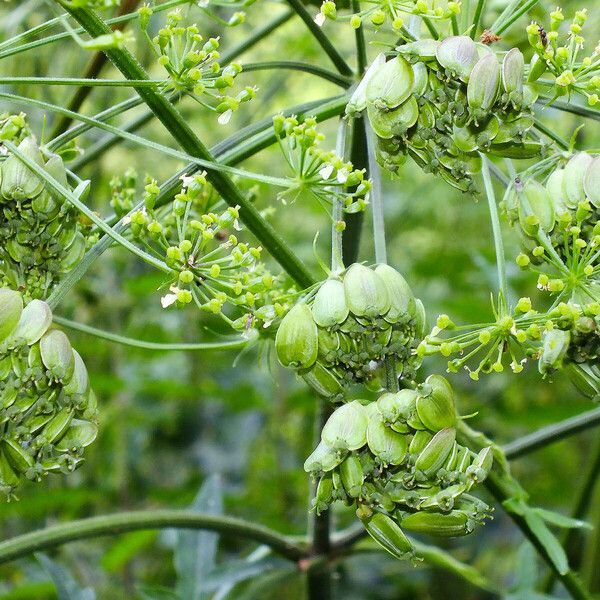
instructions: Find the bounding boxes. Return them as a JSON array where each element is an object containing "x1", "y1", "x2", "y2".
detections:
[
  {"x1": 536, "y1": 98, "x2": 600, "y2": 123},
  {"x1": 331, "y1": 119, "x2": 349, "y2": 272},
  {"x1": 242, "y1": 61, "x2": 352, "y2": 87},
  {"x1": 494, "y1": 0, "x2": 540, "y2": 34},
  {"x1": 471, "y1": 0, "x2": 486, "y2": 38},
  {"x1": 0, "y1": 511, "x2": 306, "y2": 565},
  {"x1": 352, "y1": 0, "x2": 367, "y2": 75},
  {"x1": 284, "y1": 0, "x2": 353, "y2": 77},
  {"x1": 53, "y1": 316, "x2": 252, "y2": 352},
  {"x1": 542, "y1": 437, "x2": 600, "y2": 593},
  {"x1": 481, "y1": 156, "x2": 509, "y2": 310},
  {"x1": 533, "y1": 118, "x2": 569, "y2": 150},
  {"x1": 366, "y1": 123, "x2": 386, "y2": 265},
  {"x1": 503, "y1": 405, "x2": 600, "y2": 459},
  {"x1": 307, "y1": 401, "x2": 334, "y2": 600},
  {"x1": 58, "y1": 3, "x2": 316, "y2": 289}
]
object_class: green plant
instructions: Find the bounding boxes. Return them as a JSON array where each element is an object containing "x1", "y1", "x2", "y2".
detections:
[{"x1": 0, "y1": 0, "x2": 599, "y2": 598}]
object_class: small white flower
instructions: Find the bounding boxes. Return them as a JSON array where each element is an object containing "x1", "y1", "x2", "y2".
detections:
[
  {"x1": 337, "y1": 167, "x2": 349, "y2": 184},
  {"x1": 218, "y1": 109, "x2": 233, "y2": 125},
  {"x1": 180, "y1": 174, "x2": 195, "y2": 188},
  {"x1": 198, "y1": 0, "x2": 209, "y2": 6},
  {"x1": 318, "y1": 164, "x2": 334, "y2": 180},
  {"x1": 161, "y1": 294, "x2": 178, "y2": 308},
  {"x1": 314, "y1": 12, "x2": 326, "y2": 26},
  {"x1": 122, "y1": 215, "x2": 132, "y2": 226}
]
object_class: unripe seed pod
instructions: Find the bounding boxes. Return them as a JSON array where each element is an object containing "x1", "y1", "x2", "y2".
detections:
[
  {"x1": 374, "y1": 264, "x2": 416, "y2": 323},
  {"x1": 489, "y1": 141, "x2": 542, "y2": 159},
  {"x1": 367, "y1": 414, "x2": 408, "y2": 465},
  {"x1": 312, "y1": 279, "x2": 349, "y2": 327},
  {"x1": 502, "y1": 48, "x2": 524, "y2": 103},
  {"x1": 0, "y1": 288, "x2": 23, "y2": 343},
  {"x1": 563, "y1": 152, "x2": 593, "y2": 208},
  {"x1": 0, "y1": 452, "x2": 20, "y2": 490},
  {"x1": 527, "y1": 53, "x2": 547, "y2": 83},
  {"x1": 340, "y1": 454, "x2": 365, "y2": 498},
  {"x1": 409, "y1": 429, "x2": 433, "y2": 454},
  {"x1": 412, "y1": 62, "x2": 429, "y2": 96},
  {"x1": 539, "y1": 329, "x2": 570, "y2": 375},
  {"x1": 363, "y1": 512, "x2": 413, "y2": 559},
  {"x1": 38, "y1": 408, "x2": 73, "y2": 445},
  {"x1": 60, "y1": 232, "x2": 86, "y2": 273},
  {"x1": 275, "y1": 304, "x2": 318, "y2": 369},
  {"x1": 466, "y1": 446, "x2": 493, "y2": 483},
  {"x1": 455, "y1": 444, "x2": 471, "y2": 473},
  {"x1": 583, "y1": 156, "x2": 600, "y2": 208},
  {"x1": 2, "y1": 438, "x2": 34, "y2": 473},
  {"x1": 301, "y1": 362, "x2": 342, "y2": 398},
  {"x1": 415, "y1": 427, "x2": 456, "y2": 476},
  {"x1": 519, "y1": 180, "x2": 555, "y2": 236},
  {"x1": 313, "y1": 475, "x2": 334, "y2": 514},
  {"x1": 401, "y1": 509, "x2": 473, "y2": 537},
  {"x1": 0, "y1": 136, "x2": 45, "y2": 201},
  {"x1": 63, "y1": 350, "x2": 90, "y2": 398},
  {"x1": 467, "y1": 54, "x2": 501, "y2": 117},
  {"x1": 55, "y1": 419, "x2": 98, "y2": 452},
  {"x1": 414, "y1": 299, "x2": 427, "y2": 339},
  {"x1": 416, "y1": 374, "x2": 456, "y2": 431},
  {"x1": 7, "y1": 299, "x2": 53, "y2": 347},
  {"x1": 436, "y1": 36, "x2": 478, "y2": 82},
  {"x1": 322, "y1": 400, "x2": 368, "y2": 451},
  {"x1": 546, "y1": 168, "x2": 568, "y2": 215},
  {"x1": 40, "y1": 330, "x2": 75, "y2": 382},
  {"x1": 366, "y1": 56, "x2": 414, "y2": 110},
  {"x1": 396, "y1": 39, "x2": 440, "y2": 61},
  {"x1": 367, "y1": 96, "x2": 419, "y2": 139},
  {"x1": 346, "y1": 53, "x2": 386, "y2": 116},
  {"x1": 304, "y1": 440, "x2": 345, "y2": 473},
  {"x1": 420, "y1": 483, "x2": 467, "y2": 511},
  {"x1": 343, "y1": 264, "x2": 390, "y2": 318},
  {"x1": 377, "y1": 389, "x2": 418, "y2": 424}
]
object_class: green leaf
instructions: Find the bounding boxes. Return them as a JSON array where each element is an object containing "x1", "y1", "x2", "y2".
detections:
[
  {"x1": 36, "y1": 554, "x2": 95, "y2": 600},
  {"x1": 101, "y1": 530, "x2": 158, "y2": 572},
  {"x1": 174, "y1": 475, "x2": 223, "y2": 600},
  {"x1": 522, "y1": 512, "x2": 569, "y2": 576},
  {"x1": 512, "y1": 542, "x2": 539, "y2": 591},
  {"x1": 532, "y1": 508, "x2": 593, "y2": 530}
]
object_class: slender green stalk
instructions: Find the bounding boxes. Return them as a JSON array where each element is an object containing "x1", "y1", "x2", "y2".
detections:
[
  {"x1": 495, "y1": 0, "x2": 540, "y2": 34},
  {"x1": 366, "y1": 124, "x2": 386, "y2": 265},
  {"x1": 284, "y1": 0, "x2": 353, "y2": 77},
  {"x1": 352, "y1": 0, "x2": 367, "y2": 75},
  {"x1": 503, "y1": 405, "x2": 600, "y2": 459},
  {"x1": 3, "y1": 139, "x2": 170, "y2": 274},
  {"x1": 53, "y1": 316, "x2": 252, "y2": 352},
  {"x1": 56, "y1": 4, "x2": 317, "y2": 288},
  {"x1": 242, "y1": 61, "x2": 352, "y2": 88},
  {"x1": 471, "y1": 0, "x2": 486, "y2": 38},
  {"x1": 422, "y1": 17, "x2": 440, "y2": 39},
  {"x1": 533, "y1": 119, "x2": 569, "y2": 150},
  {"x1": 536, "y1": 98, "x2": 600, "y2": 123},
  {"x1": 331, "y1": 119, "x2": 348, "y2": 272},
  {"x1": 481, "y1": 156, "x2": 509, "y2": 310},
  {"x1": 0, "y1": 77, "x2": 163, "y2": 87},
  {"x1": 542, "y1": 437, "x2": 600, "y2": 593},
  {"x1": 0, "y1": 511, "x2": 306, "y2": 565}
]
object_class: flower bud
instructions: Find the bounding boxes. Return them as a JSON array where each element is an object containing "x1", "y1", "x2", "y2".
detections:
[
  {"x1": 374, "y1": 264, "x2": 416, "y2": 323},
  {"x1": 436, "y1": 36, "x2": 478, "y2": 82},
  {"x1": 363, "y1": 512, "x2": 413, "y2": 558},
  {"x1": 0, "y1": 136, "x2": 45, "y2": 201},
  {"x1": 518, "y1": 179, "x2": 555, "y2": 236},
  {"x1": 340, "y1": 454, "x2": 365, "y2": 498},
  {"x1": 0, "y1": 288, "x2": 23, "y2": 343},
  {"x1": 467, "y1": 54, "x2": 501, "y2": 119},
  {"x1": 365, "y1": 56, "x2": 414, "y2": 110},
  {"x1": 416, "y1": 374, "x2": 457, "y2": 431},
  {"x1": 414, "y1": 427, "x2": 456, "y2": 476},
  {"x1": 6, "y1": 299, "x2": 53, "y2": 347},
  {"x1": 40, "y1": 330, "x2": 75, "y2": 382},
  {"x1": 275, "y1": 304, "x2": 318, "y2": 369},
  {"x1": 400, "y1": 509, "x2": 473, "y2": 537},
  {"x1": 539, "y1": 329, "x2": 570, "y2": 375},
  {"x1": 322, "y1": 400, "x2": 368, "y2": 451},
  {"x1": 343, "y1": 264, "x2": 390, "y2": 318},
  {"x1": 502, "y1": 48, "x2": 524, "y2": 106},
  {"x1": 583, "y1": 156, "x2": 600, "y2": 208},
  {"x1": 563, "y1": 152, "x2": 593, "y2": 208},
  {"x1": 312, "y1": 279, "x2": 349, "y2": 328},
  {"x1": 366, "y1": 413, "x2": 408, "y2": 465}
]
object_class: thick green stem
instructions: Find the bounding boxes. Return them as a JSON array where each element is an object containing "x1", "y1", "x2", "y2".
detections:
[
  {"x1": 59, "y1": 3, "x2": 316, "y2": 289},
  {"x1": 0, "y1": 511, "x2": 306, "y2": 565},
  {"x1": 284, "y1": 0, "x2": 353, "y2": 77},
  {"x1": 503, "y1": 405, "x2": 600, "y2": 459}
]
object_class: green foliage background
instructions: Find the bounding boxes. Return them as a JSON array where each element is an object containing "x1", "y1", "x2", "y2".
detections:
[{"x1": 0, "y1": 0, "x2": 598, "y2": 597}]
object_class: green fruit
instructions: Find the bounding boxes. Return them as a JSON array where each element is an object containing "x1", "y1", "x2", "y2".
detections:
[
  {"x1": 63, "y1": 349, "x2": 90, "y2": 397},
  {"x1": 312, "y1": 279, "x2": 349, "y2": 328},
  {"x1": 467, "y1": 54, "x2": 500, "y2": 118},
  {"x1": 583, "y1": 156, "x2": 600, "y2": 208},
  {"x1": 6, "y1": 299, "x2": 53, "y2": 347},
  {"x1": 374, "y1": 265, "x2": 416, "y2": 323},
  {"x1": 301, "y1": 362, "x2": 342, "y2": 398},
  {"x1": 367, "y1": 413, "x2": 408, "y2": 465},
  {"x1": 363, "y1": 512, "x2": 413, "y2": 559},
  {"x1": 563, "y1": 152, "x2": 593, "y2": 208},
  {"x1": 414, "y1": 427, "x2": 456, "y2": 476},
  {"x1": 366, "y1": 56, "x2": 414, "y2": 111},
  {"x1": 539, "y1": 329, "x2": 570, "y2": 375},
  {"x1": 340, "y1": 454, "x2": 365, "y2": 498},
  {"x1": 519, "y1": 179, "x2": 555, "y2": 236},
  {"x1": 401, "y1": 510, "x2": 473, "y2": 536},
  {"x1": 0, "y1": 136, "x2": 45, "y2": 201},
  {"x1": 501, "y1": 48, "x2": 524, "y2": 105},
  {"x1": 416, "y1": 374, "x2": 457, "y2": 431},
  {"x1": 55, "y1": 419, "x2": 98, "y2": 452},
  {"x1": 0, "y1": 288, "x2": 23, "y2": 343},
  {"x1": 346, "y1": 53, "x2": 386, "y2": 116},
  {"x1": 304, "y1": 440, "x2": 344, "y2": 473},
  {"x1": 275, "y1": 304, "x2": 318, "y2": 369},
  {"x1": 377, "y1": 389, "x2": 418, "y2": 424},
  {"x1": 436, "y1": 36, "x2": 478, "y2": 82},
  {"x1": 40, "y1": 330, "x2": 75, "y2": 382},
  {"x1": 343, "y1": 264, "x2": 390, "y2": 318},
  {"x1": 322, "y1": 400, "x2": 368, "y2": 451}
]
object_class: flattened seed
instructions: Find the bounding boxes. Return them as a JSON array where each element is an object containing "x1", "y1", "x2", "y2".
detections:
[
  {"x1": 322, "y1": 400, "x2": 368, "y2": 451},
  {"x1": 367, "y1": 413, "x2": 408, "y2": 465}
]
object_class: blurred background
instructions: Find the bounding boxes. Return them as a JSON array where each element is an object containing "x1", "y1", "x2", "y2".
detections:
[{"x1": 0, "y1": 0, "x2": 598, "y2": 597}]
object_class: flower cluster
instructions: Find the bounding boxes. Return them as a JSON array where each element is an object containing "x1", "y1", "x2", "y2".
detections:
[
  {"x1": 0, "y1": 288, "x2": 98, "y2": 499},
  {"x1": 273, "y1": 115, "x2": 371, "y2": 219},
  {"x1": 316, "y1": 0, "x2": 460, "y2": 31},
  {"x1": 140, "y1": 8, "x2": 255, "y2": 124},
  {"x1": 275, "y1": 263, "x2": 425, "y2": 398},
  {"x1": 0, "y1": 134, "x2": 92, "y2": 302},
  {"x1": 304, "y1": 377, "x2": 492, "y2": 558},
  {"x1": 0, "y1": 113, "x2": 30, "y2": 145},
  {"x1": 348, "y1": 37, "x2": 539, "y2": 192},
  {"x1": 526, "y1": 8, "x2": 600, "y2": 107},
  {"x1": 129, "y1": 173, "x2": 291, "y2": 332}
]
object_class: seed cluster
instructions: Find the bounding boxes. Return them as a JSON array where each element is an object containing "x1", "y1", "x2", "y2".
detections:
[
  {"x1": 0, "y1": 135, "x2": 91, "y2": 302},
  {"x1": 275, "y1": 263, "x2": 425, "y2": 398},
  {"x1": 347, "y1": 36, "x2": 538, "y2": 192},
  {"x1": 305, "y1": 376, "x2": 492, "y2": 557},
  {"x1": 0, "y1": 288, "x2": 98, "y2": 499}
]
